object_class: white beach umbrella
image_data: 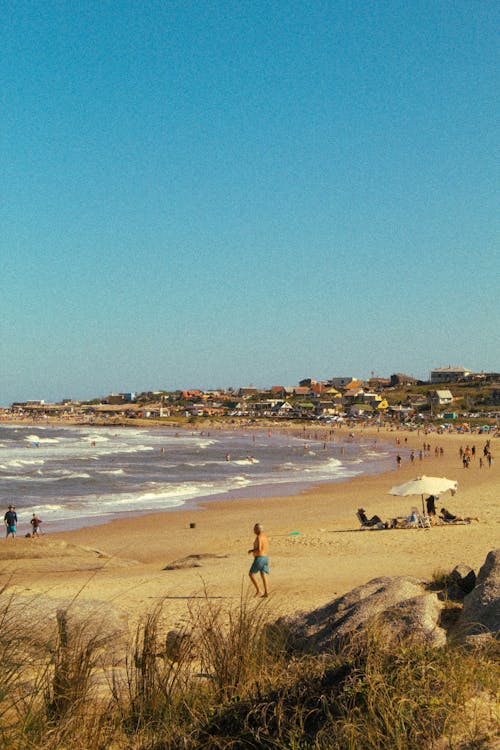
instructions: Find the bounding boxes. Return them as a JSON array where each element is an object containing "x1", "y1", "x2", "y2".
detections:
[{"x1": 388, "y1": 475, "x2": 458, "y2": 514}]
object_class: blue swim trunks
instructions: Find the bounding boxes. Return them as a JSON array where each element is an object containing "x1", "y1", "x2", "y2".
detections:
[
  {"x1": 6, "y1": 525, "x2": 16, "y2": 534},
  {"x1": 249, "y1": 555, "x2": 270, "y2": 575}
]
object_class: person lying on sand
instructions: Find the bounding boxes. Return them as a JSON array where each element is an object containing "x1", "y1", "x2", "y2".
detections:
[{"x1": 440, "y1": 508, "x2": 479, "y2": 523}]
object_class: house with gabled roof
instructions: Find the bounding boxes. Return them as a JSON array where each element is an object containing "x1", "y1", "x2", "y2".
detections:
[
  {"x1": 274, "y1": 401, "x2": 294, "y2": 416},
  {"x1": 236, "y1": 386, "x2": 260, "y2": 397},
  {"x1": 317, "y1": 400, "x2": 340, "y2": 417},
  {"x1": 329, "y1": 377, "x2": 363, "y2": 390},
  {"x1": 390, "y1": 373, "x2": 419, "y2": 386},
  {"x1": 428, "y1": 389, "x2": 454, "y2": 406},
  {"x1": 368, "y1": 377, "x2": 391, "y2": 389},
  {"x1": 271, "y1": 385, "x2": 286, "y2": 397},
  {"x1": 323, "y1": 386, "x2": 341, "y2": 398},
  {"x1": 341, "y1": 385, "x2": 365, "y2": 405},
  {"x1": 284, "y1": 386, "x2": 311, "y2": 397},
  {"x1": 182, "y1": 390, "x2": 203, "y2": 399},
  {"x1": 349, "y1": 403, "x2": 374, "y2": 417}
]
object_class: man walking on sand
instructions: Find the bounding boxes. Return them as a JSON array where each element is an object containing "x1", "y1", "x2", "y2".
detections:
[
  {"x1": 248, "y1": 522, "x2": 269, "y2": 597},
  {"x1": 4, "y1": 504, "x2": 17, "y2": 539}
]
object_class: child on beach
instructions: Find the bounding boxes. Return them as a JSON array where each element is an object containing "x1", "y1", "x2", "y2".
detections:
[{"x1": 30, "y1": 513, "x2": 42, "y2": 537}]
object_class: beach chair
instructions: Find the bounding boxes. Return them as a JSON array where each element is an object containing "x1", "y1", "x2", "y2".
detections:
[
  {"x1": 406, "y1": 508, "x2": 420, "y2": 528},
  {"x1": 356, "y1": 510, "x2": 385, "y2": 529},
  {"x1": 356, "y1": 510, "x2": 367, "y2": 529},
  {"x1": 418, "y1": 514, "x2": 431, "y2": 528},
  {"x1": 405, "y1": 508, "x2": 431, "y2": 528}
]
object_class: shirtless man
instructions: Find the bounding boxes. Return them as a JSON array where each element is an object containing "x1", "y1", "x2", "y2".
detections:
[{"x1": 248, "y1": 522, "x2": 269, "y2": 597}]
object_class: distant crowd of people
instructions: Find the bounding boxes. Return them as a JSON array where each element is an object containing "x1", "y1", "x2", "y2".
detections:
[
  {"x1": 395, "y1": 440, "x2": 446, "y2": 468},
  {"x1": 395, "y1": 439, "x2": 494, "y2": 470},
  {"x1": 459, "y1": 441, "x2": 493, "y2": 468}
]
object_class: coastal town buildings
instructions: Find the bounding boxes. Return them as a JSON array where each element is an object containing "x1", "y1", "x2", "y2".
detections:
[{"x1": 3, "y1": 366, "x2": 500, "y2": 426}]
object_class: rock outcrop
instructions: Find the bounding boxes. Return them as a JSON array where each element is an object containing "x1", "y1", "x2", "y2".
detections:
[
  {"x1": 457, "y1": 548, "x2": 500, "y2": 640},
  {"x1": 277, "y1": 549, "x2": 499, "y2": 653},
  {"x1": 277, "y1": 576, "x2": 447, "y2": 652}
]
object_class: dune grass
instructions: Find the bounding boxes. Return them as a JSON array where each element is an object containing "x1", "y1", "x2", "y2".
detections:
[{"x1": 0, "y1": 589, "x2": 497, "y2": 750}]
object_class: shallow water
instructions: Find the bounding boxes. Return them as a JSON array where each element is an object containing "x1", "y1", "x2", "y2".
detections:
[{"x1": 0, "y1": 424, "x2": 395, "y2": 531}]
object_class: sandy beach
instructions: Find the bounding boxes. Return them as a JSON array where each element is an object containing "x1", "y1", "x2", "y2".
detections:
[{"x1": 1, "y1": 425, "x2": 498, "y2": 635}]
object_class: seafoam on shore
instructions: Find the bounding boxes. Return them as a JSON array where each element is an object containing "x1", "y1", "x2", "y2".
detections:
[{"x1": 0, "y1": 423, "x2": 396, "y2": 531}]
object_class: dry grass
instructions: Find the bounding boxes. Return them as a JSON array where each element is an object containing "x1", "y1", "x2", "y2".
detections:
[{"x1": 0, "y1": 588, "x2": 497, "y2": 750}]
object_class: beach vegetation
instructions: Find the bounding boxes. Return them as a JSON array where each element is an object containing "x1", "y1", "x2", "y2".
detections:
[{"x1": 0, "y1": 589, "x2": 497, "y2": 750}]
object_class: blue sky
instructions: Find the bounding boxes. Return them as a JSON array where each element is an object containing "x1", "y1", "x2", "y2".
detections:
[{"x1": 1, "y1": 1, "x2": 498, "y2": 404}]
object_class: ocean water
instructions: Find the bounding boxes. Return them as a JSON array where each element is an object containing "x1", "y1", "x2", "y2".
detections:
[{"x1": 0, "y1": 424, "x2": 395, "y2": 532}]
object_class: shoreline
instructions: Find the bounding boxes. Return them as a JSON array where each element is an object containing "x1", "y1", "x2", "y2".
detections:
[
  {"x1": 0, "y1": 423, "x2": 497, "y2": 633},
  {"x1": 0, "y1": 419, "x2": 398, "y2": 533}
]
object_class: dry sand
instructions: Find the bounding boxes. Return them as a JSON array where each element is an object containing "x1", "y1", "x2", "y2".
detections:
[{"x1": 1, "y1": 425, "x2": 498, "y2": 635}]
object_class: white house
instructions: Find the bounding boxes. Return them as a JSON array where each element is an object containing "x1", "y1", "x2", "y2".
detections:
[{"x1": 428, "y1": 390, "x2": 454, "y2": 406}]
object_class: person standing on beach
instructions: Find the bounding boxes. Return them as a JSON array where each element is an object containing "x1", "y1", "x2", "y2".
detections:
[
  {"x1": 248, "y1": 523, "x2": 269, "y2": 597},
  {"x1": 4, "y1": 504, "x2": 17, "y2": 539},
  {"x1": 425, "y1": 495, "x2": 437, "y2": 523},
  {"x1": 30, "y1": 513, "x2": 42, "y2": 537}
]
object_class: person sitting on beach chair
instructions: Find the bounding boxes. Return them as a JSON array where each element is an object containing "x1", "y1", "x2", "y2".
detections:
[
  {"x1": 357, "y1": 508, "x2": 385, "y2": 528},
  {"x1": 390, "y1": 508, "x2": 430, "y2": 529}
]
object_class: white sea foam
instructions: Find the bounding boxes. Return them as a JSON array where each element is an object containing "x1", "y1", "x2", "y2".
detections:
[
  {"x1": 82, "y1": 434, "x2": 110, "y2": 443},
  {"x1": 273, "y1": 462, "x2": 295, "y2": 470},
  {"x1": 326, "y1": 457, "x2": 342, "y2": 468},
  {"x1": 5, "y1": 471, "x2": 92, "y2": 482},
  {"x1": 97, "y1": 444, "x2": 154, "y2": 456},
  {"x1": 1, "y1": 423, "x2": 395, "y2": 531},
  {"x1": 30, "y1": 476, "x2": 253, "y2": 524},
  {"x1": 56, "y1": 472, "x2": 92, "y2": 480},
  {"x1": 182, "y1": 460, "x2": 227, "y2": 467},
  {"x1": 0, "y1": 458, "x2": 46, "y2": 469},
  {"x1": 44, "y1": 471, "x2": 90, "y2": 481}
]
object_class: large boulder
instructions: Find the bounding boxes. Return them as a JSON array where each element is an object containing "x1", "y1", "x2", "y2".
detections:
[
  {"x1": 277, "y1": 576, "x2": 447, "y2": 653},
  {"x1": 457, "y1": 548, "x2": 500, "y2": 639}
]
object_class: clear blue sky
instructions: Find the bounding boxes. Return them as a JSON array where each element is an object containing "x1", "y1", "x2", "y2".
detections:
[{"x1": 1, "y1": 1, "x2": 498, "y2": 404}]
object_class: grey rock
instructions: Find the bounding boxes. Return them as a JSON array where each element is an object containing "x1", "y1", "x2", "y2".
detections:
[
  {"x1": 278, "y1": 576, "x2": 447, "y2": 652},
  {"x1": 380, "y1": 593, "x2": 447, "y2": 648},
  {"x1": 458, "y1": 548, "x2": 500, "y2": 639},
  {"x1": 163, "y1": 553, "x2": 228, "y2": 570}
]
